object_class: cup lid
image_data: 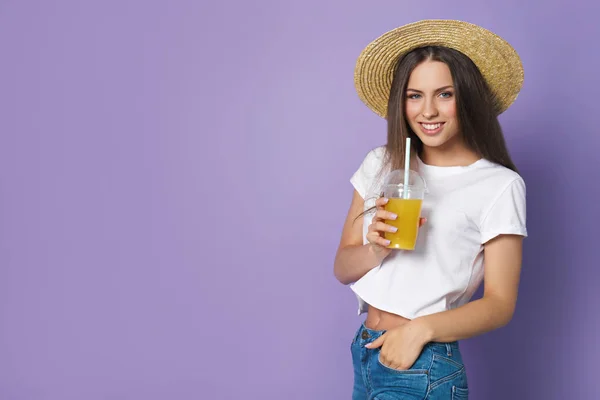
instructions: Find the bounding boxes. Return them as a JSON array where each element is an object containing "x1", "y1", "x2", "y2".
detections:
[{"x1": 383, "y1": 169, "x2": 427, "y2": 191}]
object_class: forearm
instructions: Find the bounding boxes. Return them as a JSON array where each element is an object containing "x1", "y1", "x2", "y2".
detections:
[
  {"x1": 415, "y1": 296, "x2": 514, "y2": 343},
  {"x1": 334, "y1": 244, "x2": 386, "y2": 285}
]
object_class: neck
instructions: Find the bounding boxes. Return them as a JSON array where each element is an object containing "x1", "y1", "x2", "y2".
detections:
[{"x1": 420, "y1": 139, "x2": 480, "y2": 167}]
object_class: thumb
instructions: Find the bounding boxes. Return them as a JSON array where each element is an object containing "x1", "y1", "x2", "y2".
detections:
[
  {"x1": 419, "y1": 217, "x2": 427, "y2": 227},
  {"x1": 365, "y1": 334, "x2": 385, "y2": 349}
]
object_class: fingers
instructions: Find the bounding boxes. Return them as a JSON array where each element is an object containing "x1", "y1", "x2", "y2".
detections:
[
  {"x1": 379, "y1": 354, "x2": 396, "y2": 369},
  {"x1": 367, "y1": 204, "x2": 397, "y2": 248},
  {"x1": 367, "y1": 220, "x2": 396, "y2": 244},
  {"x1": 368, "y1": 197, "x2": 428, "y2": 251},
  {"x1": 370, "y1": 221, "x2": 397, "y2": 234},
  {"x1": 375, "y1": 208, "x2": 397, "y2": 222},
  {"x1": 365, "y1": 334, "x2": 385, "y2": 349},
  {"x1": 375, "y1": 198, "x2": 428, "y2": 228},
  {"x1": 378, "y1": 346, "x2": 409, "y2": 370},
  {"x1": 375, "y1": 341, "x2": 407, "y2": 370},
  {"x1": 366, "y1": 232, "x2": 390, "y2": 248},
  {"x1": 381, "y1": 355, "x2": 407, "y2": 370},
  {"x1": 374, "y1": 196, "x2": 389, "y2": 208}
]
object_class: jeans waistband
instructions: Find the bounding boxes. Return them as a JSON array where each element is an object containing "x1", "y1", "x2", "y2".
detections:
[{"x1": 353, "y1": 322, "x2": 459, "y2": 352}]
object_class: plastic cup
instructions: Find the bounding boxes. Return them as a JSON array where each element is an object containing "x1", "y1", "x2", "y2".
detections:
[{"x1": 382, "y1": 169, "x2": 426, "y2": 250}]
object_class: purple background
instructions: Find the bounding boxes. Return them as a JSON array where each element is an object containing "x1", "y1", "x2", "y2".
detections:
[{"x1": 0, "y1": 0, "x2": 598, "y2": 399}]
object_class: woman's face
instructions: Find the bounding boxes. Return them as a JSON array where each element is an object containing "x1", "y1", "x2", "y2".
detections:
[{"x1": 404, "y1": 60, "x2": 461, "y2": 150}]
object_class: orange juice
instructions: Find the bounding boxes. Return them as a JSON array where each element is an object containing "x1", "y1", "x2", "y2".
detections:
[{"x1": 384, "y1": 198, "x2": 423, "y2": 250}]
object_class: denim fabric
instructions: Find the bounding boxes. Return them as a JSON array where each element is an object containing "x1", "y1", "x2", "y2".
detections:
[{"x1": 351, "y1": 323, "x2": 469, "y2": 400}]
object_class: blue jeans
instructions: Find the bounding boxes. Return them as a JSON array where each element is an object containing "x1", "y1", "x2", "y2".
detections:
[{"x1": 351, "y1": 323, "x2": 469, "y2": 400}]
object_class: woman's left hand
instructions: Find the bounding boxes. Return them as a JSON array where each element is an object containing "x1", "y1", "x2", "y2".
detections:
[{"x1": 365, "y1": 320, "x2": 430, "y2": 370}]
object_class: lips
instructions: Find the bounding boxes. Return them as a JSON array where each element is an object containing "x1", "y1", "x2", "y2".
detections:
[{"x1": 418, "y1": 122, "x2": 445, "y2": 135}]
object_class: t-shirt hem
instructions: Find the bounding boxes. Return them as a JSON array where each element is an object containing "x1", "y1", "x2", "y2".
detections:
[
  {"x1": 481, "y1": 226, "x2": 528, "y2": 244},
  {"x1": 350, "y1": 284, "x2": 418, "y2": 320}
]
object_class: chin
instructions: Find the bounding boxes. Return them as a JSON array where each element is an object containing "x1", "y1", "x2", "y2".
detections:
[{"x1": 415, "y1": 134, "x2": 452, "y2": 148}]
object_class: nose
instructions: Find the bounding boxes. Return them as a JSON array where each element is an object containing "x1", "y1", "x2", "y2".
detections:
[{"x1": 422, "y1": 98, "x2": 439, "y2": 119}]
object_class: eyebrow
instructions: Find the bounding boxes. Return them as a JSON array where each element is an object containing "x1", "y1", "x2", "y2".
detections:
[{"x1": 406, "y1": 85, "x2": 454, "y2": 93}]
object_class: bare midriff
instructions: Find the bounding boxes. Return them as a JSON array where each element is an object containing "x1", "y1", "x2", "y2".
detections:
[{"x1": 364, "y1": 304, "x2": 412, "y2": 331}]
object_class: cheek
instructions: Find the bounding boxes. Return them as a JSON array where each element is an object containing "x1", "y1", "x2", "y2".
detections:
[
  {"x1": 440, "y1": 102, "x2": 457, "y2": 119},
  {"x1": 404, "y1": 103, "x2": 420, "y2": 121}
]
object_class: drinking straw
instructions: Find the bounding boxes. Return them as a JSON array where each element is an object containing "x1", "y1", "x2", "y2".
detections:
[{"x1": 403, "y1": 137, "x2": 411, "y2": 199}]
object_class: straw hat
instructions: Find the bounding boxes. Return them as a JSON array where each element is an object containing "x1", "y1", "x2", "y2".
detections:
[{"x1": 354, "y1": 19, "x2": 524, "y2": 118}]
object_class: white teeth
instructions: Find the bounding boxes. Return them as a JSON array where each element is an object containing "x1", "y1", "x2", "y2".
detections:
[{"x1": 422, "y1": 123, "x2": 441, "y2": 130}]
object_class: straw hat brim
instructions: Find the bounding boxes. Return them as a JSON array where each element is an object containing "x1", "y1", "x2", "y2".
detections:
[{"x1": 354, "y1": 19, "x2": 524, "y2": 118}]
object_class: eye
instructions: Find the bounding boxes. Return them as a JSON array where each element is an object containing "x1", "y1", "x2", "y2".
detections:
[
  {"x1": 439, "y1": 91, "x2": 453, "y2": 98},
  {"x1": 406, "y1": 93, "x2": 421, "y2": 100}
]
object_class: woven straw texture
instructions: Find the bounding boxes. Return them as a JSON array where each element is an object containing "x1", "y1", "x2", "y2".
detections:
[{"x1": 354, "y1": 20, "x2": 524, "y2": 118}]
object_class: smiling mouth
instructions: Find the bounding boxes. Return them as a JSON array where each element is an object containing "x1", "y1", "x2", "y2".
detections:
[
  {"x1": 417, "y1": 122, "x2": 445, "y2": 135},
  {"x1": 420, "y1": 122, "x2": 443, "y2": 130}
]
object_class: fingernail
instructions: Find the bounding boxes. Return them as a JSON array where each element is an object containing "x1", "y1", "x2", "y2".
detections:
[
  {"x1": 390, "y1": 214, "x2": 397, "y2": 220},
  {"x1": 383, "y1": 240, "x2": 391, "y2": 245},
  {"x1": 364, "y1": 343, "x2": 372, "y2": 348},
  {"x1": 382, "y1": 198, "x2": 389, "y2": 204},
  {"x1": 390, "y1": 227, "x2": 398, "y2": 233}
]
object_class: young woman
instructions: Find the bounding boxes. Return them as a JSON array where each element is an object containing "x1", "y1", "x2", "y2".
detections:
[{"x1": 334, "y1": 20, "x2": 527, "y2": 399}]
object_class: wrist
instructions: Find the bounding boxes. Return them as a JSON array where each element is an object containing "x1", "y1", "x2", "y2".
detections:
[
  {"x1": 411, "y1": 317, "x2": 435, "y2": 343},
  {"x1": 366, "y1": 243, "x2": 389, "y2": 262}
]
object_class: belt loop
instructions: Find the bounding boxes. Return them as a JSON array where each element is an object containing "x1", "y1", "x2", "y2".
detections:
[
  {"x1": 445, "y1": 343, "x2": 452, "y2": 357},
  {"x1": 357, "y1": 325, "x2": 365, "y2": 343}
]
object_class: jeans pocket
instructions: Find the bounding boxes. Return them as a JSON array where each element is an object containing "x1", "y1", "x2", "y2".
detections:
[
  {"x1": 452, "y1": 386, "x2": 469, "y2": 400},
  {"x1": 371, "y1": 352, "x2": 430, "y2": 400},
  {"x1": 429, "y1": 353, "x2": 466, "y2": 391},
  {"x1": 433, "y1": 353, "x2": 464, "y2": 370},
  {"x1": 376, "y1": 353, "x2": 429, "y2": 375}
]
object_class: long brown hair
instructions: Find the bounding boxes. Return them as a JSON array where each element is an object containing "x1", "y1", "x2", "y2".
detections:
[{"x1": 384, "y1": 45, "x2": 518, "y2": 173}]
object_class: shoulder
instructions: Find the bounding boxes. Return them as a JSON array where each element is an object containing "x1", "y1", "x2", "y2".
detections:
[
  {"x1": 355, "y1": 145, "x2": 387, "y2": 177},
  {"x1": 474, "y1": 161, "x2": 528, "y2": 241},
  {"x1": 351, "y1": 145, "x2": 388, "y2": 200},
  {"x1": 475, "y1": 159, "x2": 526, "y2": 193},
  {"x1": 362, "y1": 145, "x2": 386, "y2": 165},
  {"x1": 474, "y1": 160, "x2": 527, "y2": 217}
]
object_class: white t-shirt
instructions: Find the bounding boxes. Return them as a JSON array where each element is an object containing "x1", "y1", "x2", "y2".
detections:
[{"x1": 349, "y1": 146, "x2": 527, "y2": 319}]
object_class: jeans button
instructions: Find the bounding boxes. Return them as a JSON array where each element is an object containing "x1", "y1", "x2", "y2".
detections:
[{"x1": 361, "y1": 330, "x2": 369, "y2": 340}]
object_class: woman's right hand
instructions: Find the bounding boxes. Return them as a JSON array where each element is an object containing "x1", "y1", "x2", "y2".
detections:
[{"x1": 366, "y1": 197, "x2": 426, "y2": 258}]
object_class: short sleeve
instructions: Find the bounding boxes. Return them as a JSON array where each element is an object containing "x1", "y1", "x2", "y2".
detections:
[
  {"x1": 479, "y1": 177, "x2": 528, "y2": 244},
  {"x1": 350, "y1": 147, "x2": 383, "y2": 199}
]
